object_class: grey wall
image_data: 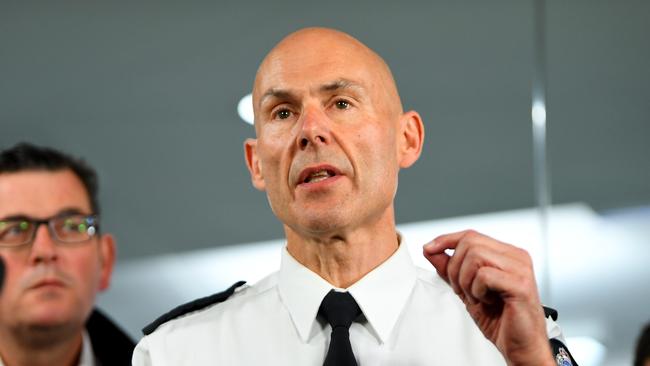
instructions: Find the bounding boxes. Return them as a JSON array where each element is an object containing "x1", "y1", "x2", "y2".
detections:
[
  {"x1": 2, "y1": 1, "x2": 649, "y2": 364},
  {"x1": 1, "y1": 1, "x2": 648, "y2": 257}
]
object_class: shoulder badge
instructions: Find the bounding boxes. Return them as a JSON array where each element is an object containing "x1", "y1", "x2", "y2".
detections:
[
  {"x1": 142, "y1": 280, "x2": 246, "y2": 335},
  {"x1": 550, "y1": 338, "x2": 578, "y2": 366},
  {"x1": 543, "y1": 306, "x2": 578, "y2": 365}
]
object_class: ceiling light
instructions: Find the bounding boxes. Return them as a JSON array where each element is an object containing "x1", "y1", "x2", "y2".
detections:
[
  {"x1": 532, "y1": 99, "x2": 546, "y2": 128},
  {"x1": 237, "y1": 93, "x2": 254, "y2": 125}
]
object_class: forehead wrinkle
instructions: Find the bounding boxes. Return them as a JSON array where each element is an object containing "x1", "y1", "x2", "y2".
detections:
[{"x1": 319, "y1": 79, "x2": 367, "y2": 95}]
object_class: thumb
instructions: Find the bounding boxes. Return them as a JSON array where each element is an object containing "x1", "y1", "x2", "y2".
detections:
[{"x1": 423, "y1": 242, "x2": 450, "y2": 283}]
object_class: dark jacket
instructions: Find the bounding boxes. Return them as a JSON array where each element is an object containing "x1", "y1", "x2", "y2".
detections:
[{"x1": 86, "y1": 308, "x2": 136, "y2": 365}]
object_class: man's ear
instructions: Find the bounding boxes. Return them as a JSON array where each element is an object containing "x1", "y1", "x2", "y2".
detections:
[
  {"x1": 397, "y1": 110, "x2": 425, "y2": 168},
  {"x1": 98, "y1": 233, "x2": 115, "y2": 291},
  {"x1": 244, "y1": 138, "x2": 266, "y2": 191}
]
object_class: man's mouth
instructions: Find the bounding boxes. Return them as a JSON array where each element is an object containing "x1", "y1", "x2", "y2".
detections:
[
  {"x1": 30, "y1": 278, "x2": 65, "y2": 290},
  {"x1": 304, "y1": 169, "x2": 335, "y2": 184},
  {"x1": 297, "y1": 165, "x2": 341, "y2": 186}
]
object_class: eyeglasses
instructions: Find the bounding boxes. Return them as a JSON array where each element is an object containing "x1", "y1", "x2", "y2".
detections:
[{"x1": 0, "y1": 214, "x2": 99, "y2": 248}]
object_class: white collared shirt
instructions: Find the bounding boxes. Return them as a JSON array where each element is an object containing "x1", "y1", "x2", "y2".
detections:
[
  {"x1": 0, "y1": 330, "x2": 97, "y2": 366},
  {"x1": 133, "y1": 242, "x2": 563, "y2": 365},
  {"x1": 79, "y1": 330, "x2": 98, "y2": 366}
]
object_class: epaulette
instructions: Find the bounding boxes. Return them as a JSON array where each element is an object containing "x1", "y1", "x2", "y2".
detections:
[
  {"x1": 543, "y1": 306, "x2": 579, "y2": 365},
  {"x1": 142, "y1": 280, "x2": 246, "y2": 335},
  {"x1": 543, "y1": 306, "x2": 558, "y2": 321}
]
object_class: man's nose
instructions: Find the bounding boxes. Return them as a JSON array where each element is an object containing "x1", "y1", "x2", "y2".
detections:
[
  {"x1": 29, "y1": 224, "x2": 58, "y2": 264},
  {"x1": 297, "y1": 106, "x2": 331, "y2": 150}
]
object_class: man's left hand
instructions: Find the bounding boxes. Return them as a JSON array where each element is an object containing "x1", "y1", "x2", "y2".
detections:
[{"x1": 423, "y1": 230, "x2": 554, "y2": 366}]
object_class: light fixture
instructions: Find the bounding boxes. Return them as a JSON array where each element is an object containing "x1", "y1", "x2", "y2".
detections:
[
  {"x1": 531, "y1": 99, "x2": 546, "y2": 128},
  {"x1": 237, "y1": 93, "x2": 254, "y2": 125}
]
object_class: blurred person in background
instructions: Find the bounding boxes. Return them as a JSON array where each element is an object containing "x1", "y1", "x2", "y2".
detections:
[
  {"x1": 635, "y1": 323, "x2": 650, "y2": 366},
  {"x1": 0, "y1": 143, "x2": 134, "y2": 366}
]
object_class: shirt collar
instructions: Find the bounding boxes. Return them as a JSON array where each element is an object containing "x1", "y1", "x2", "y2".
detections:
[
  {"x1": 278, "y1": 246, "x2": 334, "y2": 343},
  {"x1": 278, "y1": 235, "x2": 417, "y2": 344},
  {"x1": 79, "y1": 329, "x2": 98, "y2": 366},
  {"x1": 347, "y1": 239, "x2": 417, "y2": 344}
]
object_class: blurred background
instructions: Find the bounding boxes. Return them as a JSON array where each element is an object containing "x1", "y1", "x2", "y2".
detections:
[{"x1": 1, "y1": 0, "x2": 648, "y2": 364}]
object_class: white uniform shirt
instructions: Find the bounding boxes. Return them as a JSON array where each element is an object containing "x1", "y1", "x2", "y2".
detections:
[{"x1": 133, "y1": 242, "x2": 564, "y2": 365}]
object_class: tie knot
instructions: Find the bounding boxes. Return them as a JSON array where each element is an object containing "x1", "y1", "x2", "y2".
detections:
[{"x1": 318, "y1": 290, "x2": 361, "y2": 329}]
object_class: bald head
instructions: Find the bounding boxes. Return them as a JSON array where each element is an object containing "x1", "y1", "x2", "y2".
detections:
[
  {"x1": 243, "y1": 27, "x2": 425, "y2": 242},
  {"x1": 252, "y1": 27, "x2": 403, "y2": 129}
]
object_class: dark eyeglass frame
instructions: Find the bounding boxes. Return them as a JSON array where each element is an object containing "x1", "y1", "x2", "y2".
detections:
[{"x1": 0, "y1": 213, "x2": 100, "y2": 248}]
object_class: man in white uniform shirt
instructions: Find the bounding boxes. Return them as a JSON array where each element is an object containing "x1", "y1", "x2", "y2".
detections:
[{"x1": 134, "y1": 27, "x2": 575, "y2": 365}]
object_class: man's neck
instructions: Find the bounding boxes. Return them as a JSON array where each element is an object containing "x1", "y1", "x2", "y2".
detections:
[
  {"x1": 0, "y1": 327, "x2": 82, "y2": 366},
  {"x1": 285, "y1": 214, "x2": 399, "y2": 288}
]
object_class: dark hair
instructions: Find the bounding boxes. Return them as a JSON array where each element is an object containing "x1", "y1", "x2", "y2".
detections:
[
  {"x1": 0, "y1": 142, "x2": 101, "y2": 215},
  {"x1": 636, "y1": 323, "x2": 650, "y2": 366}
]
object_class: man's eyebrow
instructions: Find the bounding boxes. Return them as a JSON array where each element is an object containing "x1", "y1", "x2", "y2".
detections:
[
  {"x1": 0, "y1": 208, "x2": 87, "y2": 222},
  {"x1": 56, "y1": 208, "x2": 87, "y2": 217},
  {"x1": 319, "y1": 79, "x2": 365, "y2": 93},
  {"x1": 0, "y1": 214, "x2": 31, "y2": 222},
  {"x1": 259, "y1": 88, "x2": 296, "y2": 106},
  {"x1": 259, "y1": 79, "x2": 365, "y2": 106}
]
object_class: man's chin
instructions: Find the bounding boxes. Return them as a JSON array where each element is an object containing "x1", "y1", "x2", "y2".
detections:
[
  {"x1": 21, "y1": 299, "x2": 78, "y2": 328},
  {"x1": 14, "y1": 307, "x2": 82, "y2": 348},
  {"x1": 297, "y1": 216, "x2": 347, "y2": 236},
  {"x1": 27, "y1": 310, "x2": 74, "y2": 328}
]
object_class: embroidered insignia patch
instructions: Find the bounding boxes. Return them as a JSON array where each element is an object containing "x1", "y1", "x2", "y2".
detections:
[{"x1": 555, "y1": 346, "x2": 574, "y2": 366}]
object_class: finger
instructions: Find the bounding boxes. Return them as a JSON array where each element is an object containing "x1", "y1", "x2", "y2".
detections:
[
  {"x1": 456, "y1": 243, "x2": 527, "y2": 304},
  {"x1": 470, "y1": 265, "x2": 540, "y2": 306},
  {"x1": 457, "y1": 255, "x2": 480, "y2": 305},
  {"x1": 423, "y1": 230, "x2": 472, "y2": 255},
  {"x1": 445, "y1": 235, "x2": 472, "y2": 297},
  {"x1": 449, "y1": 231, "x2": 529, "y2": 301},
  {"x1": 470, "y1": 267, "x2": 505, "y2": 304},
  {"x1": 423, "y1": 247, "x2": 451, "y2": 283},
  {"x1": 428, "y1": 231, "x2": 481, "y2": 296}
]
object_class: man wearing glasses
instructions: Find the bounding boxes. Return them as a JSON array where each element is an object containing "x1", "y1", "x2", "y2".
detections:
[{"x1": 0, "y1": 143, "x2": 134, "y2": 366}]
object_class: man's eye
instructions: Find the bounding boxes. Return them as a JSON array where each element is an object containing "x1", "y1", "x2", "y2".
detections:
[
  {"x1": 334, "y1": 100, "x2": 350, "y2": 109},
  {"x1": 0, "y1": 222, "x2": 29, "y2": 238},
  {"x1": 61, "y1": 218, "x2": 86, "y2": 233},
  {"x1": 62, "y1": 221, "x2": 77, "y2": 232},
  {"x1": 275, "y1": 109, "x2": 291, "y2": 119}
]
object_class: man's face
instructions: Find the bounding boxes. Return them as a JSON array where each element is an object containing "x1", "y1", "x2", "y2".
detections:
[
  {"x1": 0, "y1": 170, "x2": 114, "y2": 333},
  {"x1": 245, "y1": 30, "x2": 422, "y2": 237}
]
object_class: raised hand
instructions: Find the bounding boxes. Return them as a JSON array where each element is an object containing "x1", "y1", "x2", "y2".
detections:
[{"x1": 423, "y1": 230, "x2": 554, "y2": 366}]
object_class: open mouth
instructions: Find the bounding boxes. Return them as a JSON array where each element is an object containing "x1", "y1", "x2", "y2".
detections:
[
  {"x1": 303, "y1": 169, "x2": 336, "y2": 184},
  {"x1": 297, "y1": 165, "x2": 341, "y2": 186}
]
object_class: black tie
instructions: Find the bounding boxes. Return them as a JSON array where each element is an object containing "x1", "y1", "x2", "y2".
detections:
[{"x1": 318, "y1": 290, "x2": 362, "y2": 366}]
